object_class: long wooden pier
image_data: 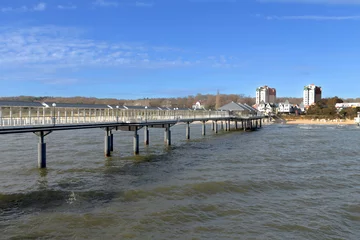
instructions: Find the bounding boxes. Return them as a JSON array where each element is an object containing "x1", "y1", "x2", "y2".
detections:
[{"x1": 0, "y1": 101, "x2": 264, "y2": 168}]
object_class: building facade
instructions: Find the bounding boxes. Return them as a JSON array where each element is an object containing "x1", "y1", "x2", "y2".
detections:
[
  {"x1": 256, "y1": 86, "x2": 276, "y2": 105},
  {"x1": 303, "y1": 84, "x2": 322, "y2": 107}
]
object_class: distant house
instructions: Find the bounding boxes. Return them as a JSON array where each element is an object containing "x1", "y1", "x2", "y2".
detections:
[
  {"x1": 257, "y1": 101, "x2": 276, "y2": 115},
  {"x1": 218, "y1": 101, "x2": 258, "y2": 116},
  {"x1": 192, "y1": 101, "x2": 206, "y2": 110},
  {"x1": 278, "y1": 100, "x2": 294, "y2": 114}
]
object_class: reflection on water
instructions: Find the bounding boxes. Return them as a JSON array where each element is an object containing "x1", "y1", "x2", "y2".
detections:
[{"x1": 1, "y1": 123, "x2": 360, "y2": 239}]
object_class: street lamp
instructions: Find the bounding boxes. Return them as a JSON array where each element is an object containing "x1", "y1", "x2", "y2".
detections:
[
  {"x1": 52, "y1": 103, "x2": 56, "y2": 126},
  {"x1": 145, "y1": 106, "x2": 148, "y2": 122},
  {"x1": 116, "y1": 105, "x2": 119, "y2": 123}
]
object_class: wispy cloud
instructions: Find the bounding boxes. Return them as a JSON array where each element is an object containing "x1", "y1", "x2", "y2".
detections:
[
  {"x1": 1, "y1": 2, "x2": 47, "y2": 13},
  {"x1": 57, "y1": 4, "x2": 77, "y2": 10},
  {"x1": 92, "y1": 0, "x2": 119, "y2": 7},
  {"x1": 265, "y1": 15, "x2": 360, "y2": 20},
  {"x1": 0, "y1": 25, "x2": 241, "y2": 84},
  {"x1": 257, "y1": 0, "x2": 360, "y2": 4},
  {"x1": 135, "y1": 2, "x2": 154, "y2": 7}
]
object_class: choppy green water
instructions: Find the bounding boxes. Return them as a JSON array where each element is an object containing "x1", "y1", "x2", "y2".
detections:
[{"x1": 1, "y1": 123, "x2": 360, "y2": 239}]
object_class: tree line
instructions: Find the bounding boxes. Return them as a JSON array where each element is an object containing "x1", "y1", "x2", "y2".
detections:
[
  {"x1": 0, "y1": 94, "x2": 255, "y2": 109},
  {"x1": 303, "y1": 97, "x2": 359, "y2": 119}
]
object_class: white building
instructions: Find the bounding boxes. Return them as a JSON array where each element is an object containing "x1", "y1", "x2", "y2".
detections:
[
  {"x1": 303, "y1": 84, "x2": 322, "y2": 107},
  {"x1": 192, "y1": 101, "x2": 205, "y2": 110},
  {"x1": 256, "y1": 86, "x2": 276, "y2": 105},
  {"x1": 257, "y1": 101, "x2": 276, "y2": 115},
  {"x1": 277, "y1": 100, "x2": 298, "y2": 114},
  {"x1": 335, "y1": 102, "x2": 360, "y2": 110}
]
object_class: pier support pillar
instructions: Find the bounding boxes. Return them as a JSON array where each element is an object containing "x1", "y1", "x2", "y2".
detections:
[
  {"x1": 220, "y1": 121, "x2": 224, "y2": 130},
  {"x1": 250, "y1": 120, "x2": 253, "y2": 130},
  {"x1": 241, "y1": 120, "x2": 244, "y2": 130},
  {"x1": 144, "y1": 126, "x2": 149, "y2": 145},
  {"x1": 256, "y1": 120, "x2": 258, "y2": 129},
  {"x1": 34, "y1": 131, "x2": 51, "y2": 168},
  {"x1": 110, "y1": 132, "x2": 114, "y2": 152},
  {"x1": 104, "y1": 128, "x2": 111, "y2": 157},
  {"x1": 225, "y1": 121, "x2": 228, "y2": 131},
  {"x1": 214, "y1": 121, "x2": 218, "y2": 134},
  {"x1": 228, "y1": 120, "x2": 231, "y2": 131},
  {"x1": 235, "y1": 121, "x2": 238, "y2": 130},
  {"x1": 212, "y1": 121, "x2": 215, "y2": 131},
  {"x1": 164, "y1": 125, "x2": 171, "y2": 146},
  {"x1": 244, "y1": 121, "x2": 246, "y2": 132},
  {"x1": 202, "y1": 121, "x2": 206, "y2": 136},
  {"x1": 186, "y1": 122, "x2": 190, "y2": 140},
  {"x1": 134, "y1": 127, "x2": 139, "y2": 155},
  {"x1": 38, "y1": 132, "x2": 46, "y2": 168}
]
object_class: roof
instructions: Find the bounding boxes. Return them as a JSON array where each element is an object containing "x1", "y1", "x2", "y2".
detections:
[
  {"x1": 43, "y1": 102, "x2": 110, "y2": 109},
  {"x1": 242, "y1": 103, "x2": 258, "y2": 112},
  {"x1": 218, "y1": 102, "x2": 245, "y2": 111},
  {"x1": 0, "y1": 101, "x2": 43, "y2": 107}
]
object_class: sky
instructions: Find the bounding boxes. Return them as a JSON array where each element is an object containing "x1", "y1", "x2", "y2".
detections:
[{"x1": 1, "y1": 0, "x2": 360, "y2": 99}]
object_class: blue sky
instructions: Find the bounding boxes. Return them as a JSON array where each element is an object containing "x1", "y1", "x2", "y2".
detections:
[{"x1": 1, "y1": 0, "x2": 360, "y2": 99}]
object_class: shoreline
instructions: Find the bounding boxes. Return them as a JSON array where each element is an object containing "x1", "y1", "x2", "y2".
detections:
[{"x1": 284, "y1": 119, "x2": 356, "y2": 125}]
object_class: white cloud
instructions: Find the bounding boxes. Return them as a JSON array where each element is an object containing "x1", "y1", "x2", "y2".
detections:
[
  {"x1": 257, "y1": 0, "x2": 360, "y2": 4},
  {"x1": 0, "y1": 25, "x2": 241, "y2": 84},
  {"x1": 266, "y1": 15, "x2": 360, "y2": 20},
  {"x1": 57, "y1": 5, "x2": 77, "y2": 10},
  {"x1": 92, "y1": 0, "x2": 119, "y2": 7},
  {"x1": 33, "y1": 3, "x2": 46, "y2": 11},
  {"x1": 1, "y1": 2, "x2": 46, "y2": 13},
  {"x1": 135, "y1": 2, "x2": 154, "y2": 7}
]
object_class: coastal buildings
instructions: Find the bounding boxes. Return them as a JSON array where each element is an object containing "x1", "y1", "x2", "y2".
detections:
[
  {"x1": 278, "y1": 100, "x2": 294, "y2": 114},
  {"x1": 192, "y1": 101, "x2": 206, "y2": 110},
  {"x1": 219, "y1": 102, "x2": 258, "y2": 116},
  {"x1": 303, "y1": 84, "x2": 322, "y2": 107},
  {"x1": 256, "y1": 86, "x2": 276, "y2": 105},
  {"x1": 257, "y1": 101, "x2": 276, "y2": 115}
]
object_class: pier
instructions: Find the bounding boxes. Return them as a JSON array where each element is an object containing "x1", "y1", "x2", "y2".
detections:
[{"x1": 0, "y1": 101, "x2": 265, "y2": 168}]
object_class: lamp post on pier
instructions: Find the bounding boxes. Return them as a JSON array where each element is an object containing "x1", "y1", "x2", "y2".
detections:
[
  {"x1": 52, "y1": 103, "x2": 56, "y2": 126},
  {"x1": 145, "y1": 106, "x2": 148, "y2": 122},
  {"x1": 116, "y1": 105, "x2": 119, "y2": 123}
]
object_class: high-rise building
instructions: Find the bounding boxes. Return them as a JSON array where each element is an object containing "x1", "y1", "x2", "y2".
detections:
[
  {"x1": 303, "y1": 84, "x2": 322, "y2": 107},
  {"x1": 256, "y1": 86, "x2": 276, "y2": 105}
]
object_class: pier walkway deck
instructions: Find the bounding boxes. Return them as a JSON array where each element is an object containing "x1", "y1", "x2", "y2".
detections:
[{"x1": 0, "y1": 101, "x2": 264, "y2": 168}]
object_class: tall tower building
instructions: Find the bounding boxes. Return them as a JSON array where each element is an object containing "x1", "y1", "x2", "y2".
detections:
[
  {"x1": 303, "y1": 84, "x2": 322, "y2": 107},
  {"x1": 256, "y1": 86, "x2": 276, "y2": 105}
]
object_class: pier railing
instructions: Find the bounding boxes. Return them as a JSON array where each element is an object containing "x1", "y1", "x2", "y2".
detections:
[{"x1": 0, "y1": 107, "x2": 240, "y2": 127}]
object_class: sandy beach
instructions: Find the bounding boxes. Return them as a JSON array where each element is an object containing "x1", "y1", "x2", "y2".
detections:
[{"x1": 284, "y1": 118, "x2": 356, "y2": 125}]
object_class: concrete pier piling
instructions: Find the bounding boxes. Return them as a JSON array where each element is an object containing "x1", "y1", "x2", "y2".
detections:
[
  {"x1": 202, "y1": 121, "x2": 206, "y2": 136},
  {"x1": 144, "y1": 126, "x2": 149, "y2": 145},
  {"x1": 104, "y1": 128, "x2": 111, "y2": 157},
  {"x1": 228, "y1": 120, "x2": 231, "y2": 131},
  {"x1": 110, "y1": 132, "x2": 114, "y2": 152},
  {"x1": 221, "y1": 121, "x2": 224, "y2": 130},
  {"x1": 186, "y1": 122, "x2": 190, "y2": 140},
  {"x1": 134, "y1": 127, "x2": 139, "y2": 155},
  {"x1": 164, "y1": 125, "x2": 171, "y2": 146},
  {"x1": 214, "y1": 121, "x2": 218, "y2": 134},
  {"x1": 38, "y1": 132, "x2": 46, "y2": 168},
  {"x1": 34, "y1": 131, "x2": 51, "y2": 168}
]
